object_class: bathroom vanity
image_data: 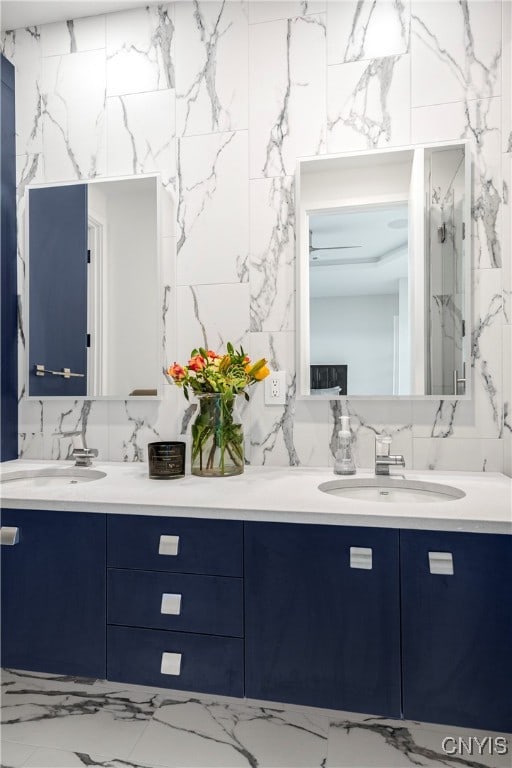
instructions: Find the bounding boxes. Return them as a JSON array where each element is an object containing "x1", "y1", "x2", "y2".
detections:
[{"x1": 1, "y1": 462, "x2": 511, "y2": 734}]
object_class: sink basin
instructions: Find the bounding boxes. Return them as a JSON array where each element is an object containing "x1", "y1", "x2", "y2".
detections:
[
  {"x1": 0, "y1": 467, "x2": 106, "y2": 488},
  {"x1": 318, "y1": 477, "x2": 465, "y2": 503}
]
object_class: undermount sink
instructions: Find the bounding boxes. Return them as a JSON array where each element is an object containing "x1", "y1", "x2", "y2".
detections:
[
  {"x1": 0, "y1": 467, "x2": 106, "y2": 488},
  {"x1": 318, "y1": 477, "x2": 465, "y2": 504}
]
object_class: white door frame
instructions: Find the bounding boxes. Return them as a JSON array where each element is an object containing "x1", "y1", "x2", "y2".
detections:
[{"x1": 87, "y1": 213, "x2": 107, "y2": 397}]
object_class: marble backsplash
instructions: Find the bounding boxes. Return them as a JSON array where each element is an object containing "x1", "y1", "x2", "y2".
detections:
[{"x1": 2, "y1": 0, "x2": 511, "y2": 474}]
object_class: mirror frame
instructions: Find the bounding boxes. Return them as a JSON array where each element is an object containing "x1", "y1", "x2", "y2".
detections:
[
  {"x1": 295, "y1": 140, "x2": 472, "y2": 401},
  {"x1": 24, "y1": 173, "x2": 166, "y2": 401}
]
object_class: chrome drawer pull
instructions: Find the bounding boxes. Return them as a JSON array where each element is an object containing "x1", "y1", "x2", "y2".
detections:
[
  {"x1": 0, "y1": 527, "x2": 19, "y2": 546},
  {"x1": 350, "y1": 546, "x2": 372, "y2": 569},
  {"x1": 160, "y1": 593, "x2": 182, "y2": 615},
  {"x1": 159, "y1": 535, "x2": 179, "y2": 556},
  {"x1": 160, "y1": 652, "x2": 182, "y2": 676},
  {"x1": 429, "y1": 551, "x2": 454, "y2": 575}
]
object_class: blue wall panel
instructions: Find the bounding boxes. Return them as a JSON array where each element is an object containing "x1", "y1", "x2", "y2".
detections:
[{"x1": 1, "y1": 54, "x2": 17, "y2": 460}]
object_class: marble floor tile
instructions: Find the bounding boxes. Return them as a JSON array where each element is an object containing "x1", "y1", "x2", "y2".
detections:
[
  {"x1": 130, "y1": 697, "x2": 330, "y2": 768},
  {"x1": 326, "y1": 715, "x2": 511, "y2": 768},
  {"x1": 1, "y1": 669, "x2": 162, "y2": 759},
  {"x1": 20, "y1": 746, "x2": 156, "y2": 768},
  {"x1": 411, "y1": 722, "x2": 512, "y2": 768},
  {"x1": 0, "y1": 740, "x2": 37, "y2": 768},
  {"x1": 2, "y1": 672, "x2": 509, "y2": 768}
]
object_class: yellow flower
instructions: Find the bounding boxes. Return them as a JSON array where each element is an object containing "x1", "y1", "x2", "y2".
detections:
[
  {"x1": 219, "y1": 354, "x2": 231, "y2": 372},
  {"x1": 245, "y1": 358, "x2": 270, "y2": 380},
  {"x1": 253, "y1": 364, "x2": 270, "y2": 381}
]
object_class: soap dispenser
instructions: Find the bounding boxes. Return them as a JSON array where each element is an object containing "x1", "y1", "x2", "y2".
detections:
[{"x1": 334, "y1": 416, "x2": 356, "y2": 475}]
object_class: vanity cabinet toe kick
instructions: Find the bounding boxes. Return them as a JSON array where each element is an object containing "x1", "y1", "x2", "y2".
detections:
[{"x1": 1, "y1": 508, "x2": 510, "y2": 733}]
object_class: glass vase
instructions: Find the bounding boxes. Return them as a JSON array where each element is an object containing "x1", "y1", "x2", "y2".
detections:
[{"x1": 191, "y1": 394, "x2": 244, "y2": 477}]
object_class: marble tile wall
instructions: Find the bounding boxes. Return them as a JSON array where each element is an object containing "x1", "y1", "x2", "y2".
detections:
[{"x1": 2, "y1": 0, "x2": 510, "y2": 474}]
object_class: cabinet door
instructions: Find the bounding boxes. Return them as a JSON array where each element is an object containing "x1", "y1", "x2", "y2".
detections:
[
  {"x1": 401, "y1": 530, "x2": 512, "y2": 732},
  {"x1": 1, "y1": 509, "x2": 106, "y2": 678},
  {"x1": 245, "y1": 522, "x2": 401, "y2": 717}
]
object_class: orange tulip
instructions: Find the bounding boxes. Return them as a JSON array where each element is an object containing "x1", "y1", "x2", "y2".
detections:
[
  {"x1": 168, "y1": 363, "x2": 186, "y2": 380},
  {"x1": 188, "y1": 354, "x2": 207, "y2": 372}
]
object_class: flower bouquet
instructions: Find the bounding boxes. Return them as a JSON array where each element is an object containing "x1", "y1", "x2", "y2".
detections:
[{"x1": 167, "y1": 343, "x2": 269, "y2": 477}]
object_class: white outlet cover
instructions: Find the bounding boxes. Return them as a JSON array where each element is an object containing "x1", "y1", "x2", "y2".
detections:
[{"x1": 265, "y1": 370, "x2": 286, "y2": 405}]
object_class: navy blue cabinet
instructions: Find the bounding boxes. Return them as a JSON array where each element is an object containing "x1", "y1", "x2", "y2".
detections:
[
  {"x1": 106, "y1": 514, "x2": 244, "y2": 697},
  {"x1": 401, "y1": 530, "x2": 512, "y2": 732},
  {"x1": 1, "y1": 506, "x2": 508, "y2": 731},
  {"x1": 245, "y1": 522, "x2": 401, "y2": 717},
  {"x1": 1, "y1": 509, "x2": 106, "y2": 678},
  {"x1": 0, "y1": 54, "x2": 17, "y2": 460}
]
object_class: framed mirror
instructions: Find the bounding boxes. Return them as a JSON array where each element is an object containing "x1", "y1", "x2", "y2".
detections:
[
  {"x1": 25, "y1": 174, "x2": 162, "y2": 399},
  {"x1": 296, "y1": 141, "x2": 471, "y2": 399}
]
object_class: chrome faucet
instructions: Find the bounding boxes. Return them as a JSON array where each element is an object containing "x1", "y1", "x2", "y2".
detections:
[
  {"x1": 72, "y1": 448, "x2": 98, "y2": 467},
  {"x1": 375, "y1": 435, "x2": 405, "y2": 476}
]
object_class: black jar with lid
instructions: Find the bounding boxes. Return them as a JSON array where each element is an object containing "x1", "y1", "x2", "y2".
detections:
[{"x1": 148, "y1": 441, "x2": 186, "y2": 479}]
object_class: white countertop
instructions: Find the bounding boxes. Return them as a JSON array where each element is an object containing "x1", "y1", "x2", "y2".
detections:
[{"x1": 1, "y1": 460, "x2": 511, "y2": 534}]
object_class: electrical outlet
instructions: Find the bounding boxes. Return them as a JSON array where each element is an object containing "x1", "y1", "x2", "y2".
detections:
[{"x1": 264, "y1": 370, "x2": 286, "y2": 405}]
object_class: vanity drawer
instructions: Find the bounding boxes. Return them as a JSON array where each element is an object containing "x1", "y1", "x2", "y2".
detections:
[
  {"x1": 107, "y1": 515, "x2": 243, "y2": 576},
  {"x1": 107, "y1": 625, "x2": 244, "y2": 697},
  {"x1": 107, "y1": 568, "x2": 243, "y2": 637}
]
